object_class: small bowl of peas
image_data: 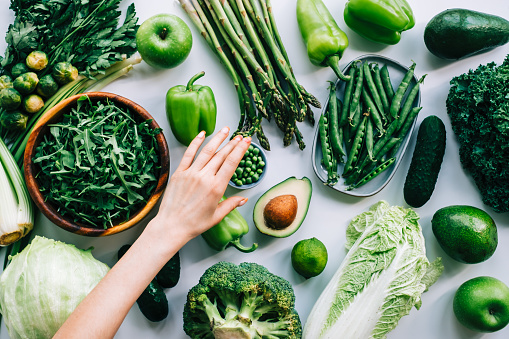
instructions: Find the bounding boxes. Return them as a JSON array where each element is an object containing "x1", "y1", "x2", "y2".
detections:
[{"x1": 229, "y1": 142, "x2": 267, "y2": 189}]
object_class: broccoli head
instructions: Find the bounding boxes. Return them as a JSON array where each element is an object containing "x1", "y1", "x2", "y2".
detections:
[{"x1": 183, "y1": 261, "x2": 302, "y2": 339}]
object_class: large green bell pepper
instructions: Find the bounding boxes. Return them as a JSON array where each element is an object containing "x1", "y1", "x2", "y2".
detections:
[
  {"x1": 201, "y1": 196, "x2": 258, "y2": 253},
  {"x1": 165, "y1": 71, "x2": 216, "y2": 145},
  {"x1": 344, "y1": 0, "x2": 415, "y2": 45},
  {"x1": 297, "y1": 0, "x2": 350, "y2": 81}
]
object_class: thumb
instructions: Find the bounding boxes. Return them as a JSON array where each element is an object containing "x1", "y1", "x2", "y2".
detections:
[{"x1": 211, "y1": 196, "x2": 248, "y2": 225}]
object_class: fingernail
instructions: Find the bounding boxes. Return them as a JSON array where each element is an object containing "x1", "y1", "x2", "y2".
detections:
[
  {"x1": 243, "y1": 136, "x2": 252, "y2": 143},
  {"x1": 238, "y1": 198, "x2": 248, "y2": 206},
  {"x1": 197, "y1": 131, "x2": 205, "y2": 138},
  {"x1": 221, "y1": 126, "x2": 229, "y2": 134},
  {"x1": 234, "y1": 135, "x2": 243, "y2": 141}
]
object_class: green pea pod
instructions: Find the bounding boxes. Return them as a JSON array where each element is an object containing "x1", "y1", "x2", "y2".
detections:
[
  {"x1": 166, "y1": 71, "x2": 217, "y2": 146},
  {"x1": 297, "y1": 0, "x2": 350, "y2": 81},
  {"x1": 201, "y1": 196, "x2": 257, "y2": 253},
  {"x1": 344, "y1": 0, "x2": 415, "y2": 45}
]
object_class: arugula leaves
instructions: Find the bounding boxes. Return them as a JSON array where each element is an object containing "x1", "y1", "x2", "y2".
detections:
[
  {"x1": 34, "y1": 97, "x2": 161, "y2": 228},
  {"x1": 1, "y1": 0, "x2": 138, "y2": 77}
]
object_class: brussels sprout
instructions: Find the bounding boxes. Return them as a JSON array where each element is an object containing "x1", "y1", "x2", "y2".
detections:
[
  {"x1": 13, "y1": 72, "x2": 39, "y2": 95},
  {"x1": 0, "y1": 110, "x2": 28, "y2": 131},
  {"x1": 0, "y1": 75, "x2": 13, "y2": 90},
  {"x1": 36, "y1": 74, "x2": 59, "y2": 98},
  {"x1": 52, "y1": 62, "x2": 78, "y2": 85},
  {"x1": 26, "y1": 51, "x2": 48, "y2": 71},
  {"x1": 11, "y1": 63, "x2": 30, "y2": 78},
  {"x1": 23, "y1": 94, "x2": 44, "y2": 114},
  {"x1": 0, "y1": 88, "x2": 22, "y2": 111}
]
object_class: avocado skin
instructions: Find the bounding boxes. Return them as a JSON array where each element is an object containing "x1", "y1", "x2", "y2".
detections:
[
  {"x1": 431, "y1": 205, "x2": 498, "y2": 264},
  {"x1": 404, "y1": 115, "x2": 446, "y2": 208},
  {"x1": 424, "y1": 9, "x2": 509, "y2": 60}
]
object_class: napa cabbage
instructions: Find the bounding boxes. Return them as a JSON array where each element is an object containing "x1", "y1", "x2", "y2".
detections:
[
  {"x1": 0, "y1": 236, "x2": 109, "y2": 339},
  {"x1": 303, "y1": 201, "x2": 443, "y2": 339}
]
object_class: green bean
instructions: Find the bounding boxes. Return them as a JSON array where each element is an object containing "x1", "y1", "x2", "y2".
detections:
[
  {"x1": 343, "y1": 114, "x2": 368, "y2": 176},
  {"x1": 363, "y1": 61, "x2": 384, "y2": 120},
  {"x1": 389, "y1": 61, "x2": 416, "y2": 118},
  {"x1": 380, "y1": 64, "x2": 394, "y2": 104},
  {"x1": 328, "y1": 82, "x2": 345, "y2": 158},
  {"x1": 318, "y1": 113, "x2": 338, "y2": 185},
  {"x1": 366, "y1": 119, "x2": 374, "y2": 160},
  {"x1": 397, "y1": 74, "x2": 426, "y2": 130},
  {"x1": 372, "y1": 63, "x2": 390, "y2": 117},
  {"x1": 340, "y1": 67, "x2": 356, "y2": 127},
  {"x1": 361, "y1": 87, "x2": 384, "y2": 133},
  {"x1": 347, "y1": 157, "x2": 396, "y2": 190},
  {"x1": 349, "y1": 61, "x2": 364, "y2": 121}
]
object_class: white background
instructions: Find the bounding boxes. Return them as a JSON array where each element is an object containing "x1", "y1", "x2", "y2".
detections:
[{"x1": 1, "y1": 0, "x2": 509, "y2": 338}]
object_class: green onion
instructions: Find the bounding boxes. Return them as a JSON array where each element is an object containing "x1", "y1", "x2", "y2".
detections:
[{"x1": 0, "y1": 138, "x2": 33, "y2": 246}]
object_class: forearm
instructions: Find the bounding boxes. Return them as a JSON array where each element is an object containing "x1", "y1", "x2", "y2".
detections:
[{"x1": 54, "y1": 217, "x2": 187, "y2": 339}]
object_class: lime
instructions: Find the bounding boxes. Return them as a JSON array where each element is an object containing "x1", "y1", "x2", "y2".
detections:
[{"x1": 291, "y1": 237, "x2": 328, "y2": 278}]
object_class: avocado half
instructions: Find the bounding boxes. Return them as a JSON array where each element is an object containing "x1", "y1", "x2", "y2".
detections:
[{"x1": 253, "y1": 177, "x2": 312, "y2": 238}]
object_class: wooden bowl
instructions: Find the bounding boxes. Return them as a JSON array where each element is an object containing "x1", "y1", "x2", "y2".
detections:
[{"x1": 24, "y1": 92, "x2": 169, "y2": 236}]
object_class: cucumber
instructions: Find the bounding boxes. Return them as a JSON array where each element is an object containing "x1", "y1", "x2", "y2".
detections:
[
  {"x1": 117, "y1": 245, "x2": 169, "y2": 322},
  {"x1": 403, "y1": 115, "x2": 446, "y2": 208},
  {"x1": 424, "y1": 9, "x2": 509, "y2": 60},
  {"x1": 156, "y1": 251, "x2": 180, "y2": 288}
]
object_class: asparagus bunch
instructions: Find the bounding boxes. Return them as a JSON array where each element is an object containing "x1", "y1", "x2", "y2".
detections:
[{"x1": 179, "y1": 0, "x2": 320, "y2": 150}]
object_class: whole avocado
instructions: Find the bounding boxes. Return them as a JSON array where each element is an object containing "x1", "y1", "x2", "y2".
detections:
[
  {"x1": 432, "y1": 205, "x2": 497, "y2": 264},
  {"x1": 424, "y1": 9, "x2": 509, "y2": 60}
]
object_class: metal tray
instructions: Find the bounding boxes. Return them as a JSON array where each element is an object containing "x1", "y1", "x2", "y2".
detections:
[{"x1": 311, "y1": 54, "x2": 420, "y2": 197}]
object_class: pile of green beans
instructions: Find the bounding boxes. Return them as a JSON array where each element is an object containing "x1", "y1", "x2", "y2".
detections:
[
  {"x1": 318, "y1": 60, "x2": 425, "y2": 190},
  {"x1": 231, "y1": 144, "x2": 266, "y2": 187}
]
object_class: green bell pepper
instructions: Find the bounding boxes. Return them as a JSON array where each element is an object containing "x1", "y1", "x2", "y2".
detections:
[
  {"x1": 344, "y1": 0, "x2": 415, "y2": 45},
  {"x1": 297, "y1": 0, "x2": 350, "y2": 81},
  {"x1": 165, "y1": 71, "x2": 217, "y2": 145},
  {"x1": 201, "y1": 196, "x2": 258, "y2": 253}
]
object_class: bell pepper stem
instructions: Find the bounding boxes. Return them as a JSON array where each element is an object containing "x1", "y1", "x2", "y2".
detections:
[
  {"x1": 228, "y1": 238, "x2": 258, "y2": 253},
  {"x1": 326, "y1": 55, "x2": 351, "y2": 82},
  {"x1": 186, "y1": 71, "x2": 206, "y2": 91}
]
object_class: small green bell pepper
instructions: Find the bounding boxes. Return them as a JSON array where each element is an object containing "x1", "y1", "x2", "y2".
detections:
[
  {"x1": 297, "y1": 0, "x2": 350, "y2": 81},
  {"x1": 165, "y1": 71, "x2": 217, "y2": 145},
  {"x1": 344, "y1": 0, "x2": 415, "y2": 45},
  {"x1": 201, "y1": 196, "x2": 258, "y2": 253}
]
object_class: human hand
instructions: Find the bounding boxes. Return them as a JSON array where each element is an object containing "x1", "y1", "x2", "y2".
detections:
[{"x1": 149, "y1": 127, "x2": 251, "y2": 244}]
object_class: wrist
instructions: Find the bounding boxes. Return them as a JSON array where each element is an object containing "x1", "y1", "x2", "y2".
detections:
[{"x1": 140, "y1": 215, "x2": 190, "y2": 257}]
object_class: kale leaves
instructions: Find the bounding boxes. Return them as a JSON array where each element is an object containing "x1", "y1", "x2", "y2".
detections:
[{"x1": 447, "y1": 55, "x2": 509, "y2": 212}]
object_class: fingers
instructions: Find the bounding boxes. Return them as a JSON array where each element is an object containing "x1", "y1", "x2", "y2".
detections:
[
  {"x1": 211, "y1": 196, "x2": 248, "y2": 225},
  {"x1": 191, "y1": 127, "x2": 230, "y2": 170},
  {"x1": 204, "y1": 134, "x2": 243, "y2": 174},
  {"x1": 175, "y1": 131, "x2": 206, "y2": 172},
  {"x1": 215, "y1": 136, "x2": 251, "y2": 182}
]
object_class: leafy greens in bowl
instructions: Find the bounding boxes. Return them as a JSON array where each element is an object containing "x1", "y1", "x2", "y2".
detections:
[{"x1": 24, "y1": 92, "x2": 169, "y2": 236}]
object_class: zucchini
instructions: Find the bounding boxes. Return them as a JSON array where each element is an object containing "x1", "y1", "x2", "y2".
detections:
[
  {"x1": 117, "y1": 245, "x2": 169, "y2": 322},
  {"x1": 156, "y1": 251, "x2": 180, "y2": 288},
  {"x1": 403, "y1": 115, "x2": 446, "y2": 208}
]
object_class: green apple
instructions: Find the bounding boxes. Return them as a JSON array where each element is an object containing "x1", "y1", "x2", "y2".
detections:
[
  {"x1": 136, "y1": 14, "x2": 193, "y2": 69},
  {"x1": 453, "y1": 276, "x2": 509, "y2": 332}
]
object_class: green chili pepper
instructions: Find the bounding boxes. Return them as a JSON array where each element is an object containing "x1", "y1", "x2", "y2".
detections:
[
  {"x1": 344, "y1": 0, "x2": 415, "y2": 45},
  {"x1": 297, "y1": 0, "x2": 350, "y2": 81},
  {"x1": 166, "y1": 71, "x2": 217, "y2": 146},
  {"x1": 201, "y1": 196, "x2": 258, "y2": 253}
]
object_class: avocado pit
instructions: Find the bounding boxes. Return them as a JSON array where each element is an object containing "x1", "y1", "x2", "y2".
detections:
[{"x1": 263, "y1": 194, "x2": 298, "y2": 230}]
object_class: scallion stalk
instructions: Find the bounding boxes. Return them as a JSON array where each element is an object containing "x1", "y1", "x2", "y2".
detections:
[{"x1": 0, "y1": 138, "x2": 33, "y2": 246}]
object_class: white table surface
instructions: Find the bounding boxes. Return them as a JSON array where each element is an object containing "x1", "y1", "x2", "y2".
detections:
[{"x1": 1, "y1": 0, "x2": 509, "y2": 338}]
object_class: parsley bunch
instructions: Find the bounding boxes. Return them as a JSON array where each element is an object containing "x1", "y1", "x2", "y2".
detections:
[
  {"x1": 34, "y1": 97, "x2": 161, "y2": 228},
  {"x1": 1, "y1": 0, "x2": 138, "y2": 77},
  {"x1": 447, "y1": 55, "x2": 509, "y2": 212}
]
